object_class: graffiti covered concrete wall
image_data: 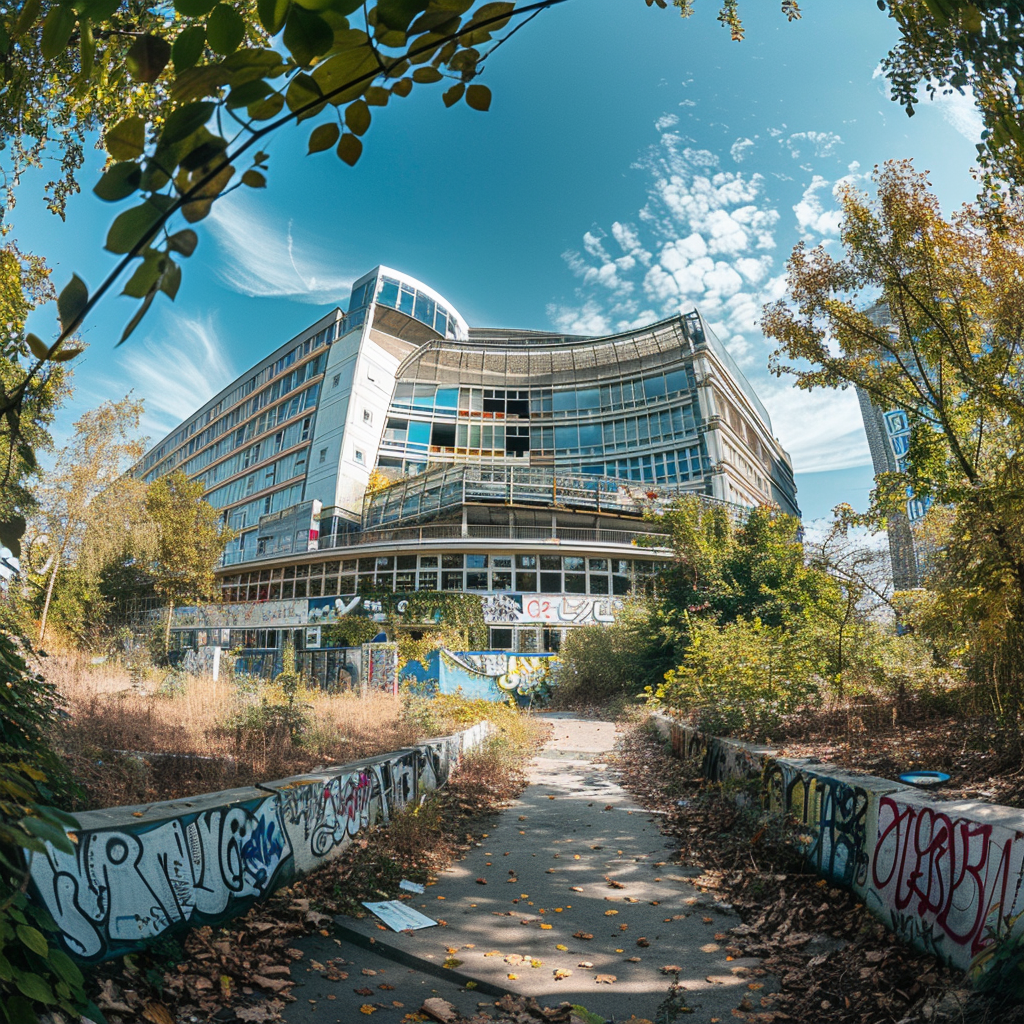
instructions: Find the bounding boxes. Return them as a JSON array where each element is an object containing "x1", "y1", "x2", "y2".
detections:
[
  {"x1": 651, "y1": 713, "x2": 1024, "y2": 976},
  {"x1": 28, "y1": 722, "x2": 490, "y2": 963}
]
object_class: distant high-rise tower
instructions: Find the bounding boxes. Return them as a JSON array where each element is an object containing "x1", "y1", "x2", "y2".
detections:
[{"x1": 855, "y1": 304, "x2": 927, "y2": 589}]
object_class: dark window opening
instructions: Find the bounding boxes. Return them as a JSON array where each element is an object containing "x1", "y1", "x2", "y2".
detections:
[
  {"x1": 431, "y1": 422, "x2": 456, "y2": 447},
  {"x1": 506, "y1": 399, "x2": 529, "y2": 417}
]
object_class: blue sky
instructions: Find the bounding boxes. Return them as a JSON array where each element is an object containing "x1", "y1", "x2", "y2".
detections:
[{"x1": 15, "y1": 1, "x2": 983, "y2": 521}]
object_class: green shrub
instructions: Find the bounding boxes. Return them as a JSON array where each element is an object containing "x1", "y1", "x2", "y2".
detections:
[{"x1": 650, "y1": 616, "x2": 823, "y2": 741}]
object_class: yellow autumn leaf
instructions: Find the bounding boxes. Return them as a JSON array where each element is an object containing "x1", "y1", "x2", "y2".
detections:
[
  {"x1": 359, "y1": 1005, "x2": 376, "y2": 1015},
  {"x1": 540, "y1": 923, "x2": 552, "y2": 930},
  {"x1": 605, "y1": 910, "x2": 619, "y2": 916},
  {"x1": 556, "y1": 944, "x2": 568, "y2": 951}
]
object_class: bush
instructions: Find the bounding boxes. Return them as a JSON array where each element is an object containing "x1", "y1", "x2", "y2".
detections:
[
  {"x1": 552, "y1": 599, "x2": 674, "y2": 705},
  {"x1": 650, "y1": 616, "x2": 823, "y2": 741}
]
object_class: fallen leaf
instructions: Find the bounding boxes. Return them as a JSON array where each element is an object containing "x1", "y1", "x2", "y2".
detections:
[
  {"x1": 540, "y1": 924, "x2": 553, "y2": 930},
  {"x1": 605, "y1": 910, "x2": 619, "y2": 916},
  {"x1": 626, "y1": 957, "x2": 641, "y2": 963},
  {"x1": 637, "y1": 938, "x2": 650, "y2": 947},
  {"x1": 661, "y1": 966, "x2": 682, "y2": 974},
  {"x1": 475, "y1": 878, "x2": 487, "y2": 885},
  {"x1": 574, "y1": 931, "x2": 593, "y2": 940},
  {"x1": 595, "y1": 974, "x2": 617, "y2": 984},
  {"x1": 578, "y1": 960, "x2": 594, "y2": 968},
  {"x1": 484, "y1": 950, "x2": 501, "y2": 957},
  {"x1": 570, "y1": 886, "x2": 584, "y2": 893},
  {"x1": 554, "y1": 969, "x2": 573, "y2": 980},
  {"x1": 556, "y1": 944, "x2": 568, "y2": 951},
  {"x1": 421, "y1": 997, "x2": 458, "y2": 1023},
  {"x1": 507, "y1": 973, "x2": 518, "y2": 980},
  {"x1": 362, "y1": 969, "x2": 377, "y2": 976},
  {"x1": 142, "y1": 1003, "x2": 175, "y2": 1024},
  {"x1": 359, "y1": 1006, "x2": 377, "y2": 1016},
  {"x1": 356, "y1": 984, "x2": 377, "y2": 994}
]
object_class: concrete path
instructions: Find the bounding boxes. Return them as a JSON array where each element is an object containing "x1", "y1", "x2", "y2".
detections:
[{"x1": 283, "y1": 714, "x2": 772, "y2": 1023}]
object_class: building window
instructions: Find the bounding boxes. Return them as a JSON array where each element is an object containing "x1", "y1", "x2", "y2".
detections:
[
  {"x1": 301, "y1": 416, "x2": 312, "y2": 441},
  {"x1": 354, "y1": 449, "x2": 364, "y2": 464},
  {"x1": 319, "y1": 447, "x2": 328, "y2": 464},
  {"x1": 363, "y1": 409, "x2": 372, "y2": 424},
  {"x1": 332, "y1": 373, "x2": 341, "y2": 388},
  {"x1": 490, "y1": 627, "x2": 513, "y2": 650}
]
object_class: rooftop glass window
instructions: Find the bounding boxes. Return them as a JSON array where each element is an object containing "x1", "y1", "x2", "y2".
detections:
[
  {"x1": 414, "y1": 293, "x2": 436, "y2": 327},
  {"x1": 552, "y1": 390, "x2": 576, "y2": 412},
  {"x1": 435, "y1": 388, "x2": 458, "y2": 409}
]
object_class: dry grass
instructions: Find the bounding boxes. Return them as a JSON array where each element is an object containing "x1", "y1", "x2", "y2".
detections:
[{"x1": 51, "y1": 658, "x2": 425, "y2": 809}]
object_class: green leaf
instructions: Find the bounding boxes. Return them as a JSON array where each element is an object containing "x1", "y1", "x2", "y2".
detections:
[
  {"x1": 15, "y1": 924, "x2": 50, "y2": 958},
  {"x1": 226, "y1": 79, "x2": 272, "y2": 109},
  {"x1": 0, "y1": 952, "x2": 13, "y2": 983},
  {"x1": 376, "y1": 0, "x2": 429, "y2": 32},
  {"x1": 283, "y1": 5, "x2": 334, "y2": 65},
  {"x1": 308, "y1": 121, "x2": 340, "y2": 152},
  {"x1": 336, "y1": 132, "x2": 362, "y2": 166},
  {"x1": 105, "y1": 196, "x2": 175, "y2": 254},
  {"x1": 468, "y1": 1, "x2": 514, "y2": 31},
  {"x1": 311, "y1": 45, "x2": 379, "y2": 104},
  {"x1": 391, "y1": 76, "x2": 412, "y2": 97},
  {"x1": 93, "y1": 161, "x2": 142, "y2": 202},
  {"x1": 365, "y1": 85, "x2": 389, "y2": 106},
  {"x1": 46, "y1": 949, "x2": 83, "y2": 988},
  {"x1": 411, "y1": 66, "x2": 441, "y2": 84},
  {"x1": 207, "y1": 3, "x2": 245, "y2": 54},
  {"x1": 171, "y1": 62, "x2": 233, "y2": 102},
  {"x1": 465, "y1": 83, "x2": 491, "y2": 111},
  {"x1": 241, "y1": 169, "x2": 267, "y2": 187},
  {"x1": 79, "y1": 19, "x2": 95, "y2": 77},
  {"x1": 257, "y1": 0, "x2": 290, "y2": 34},
  {"x1": 25, "y1": 334, "x2": 49, "y2": 361},
  {"x1": 50, "y1": 346, "x2": 83, "y2": 362},
  {"x1": 12, "y1": 0, "x2": 41, "y2": 38},
  {"x1": 0, "y1": 517, "x2": 26, "y2": 558},
  {"x1": 4, "y1": 995, "x2": 38, "y2": 1024},
  {"x1": 160, "y1": 260, "x2": 182, "y2": 299},
  {"x1": 249, "y1": 92, "x2": 285, "y2": 119},
  {"x1": 345, "y1": 99, "x2": 370, "y2": 135},
  {"x1": 442, "y1": 82, "x2": 464, "y2": 107},
  {"x1": 127, "y1": 33, "x2": 172, "y2": 83},
  {"x1": 167, "y1": 229, "x2": 199, "y2": 256},
  {"x1": 119, "y1": 290, "x2": 157, "y2": 345},
  {"x1": 172, "y1": 26, "x2": 207, "y2": 73},
  {"x1": 56, "y1": 274, "x2": 88, "y2": 334},
  {"x1": 175, "y1": 0, "x2": 220, "y2": 13},
  {"x1": 38, "y1": 806, "x2": 79, "y2": 830},
  {"x1": 40, "y1": 4, "x2": 75, "y2": 60},
  {"x1": 286, "y1": 73, "x2": 325, "y2": 121},
  {"x1": 14, "y1": 970, "x2": 55, "y2": 1005},
  {"x1": 105, "y1": 116, "x2": 146, "y2": 161},
  {"x1": 21, "y1": 816, "x2": 74, "y2": 855},
  {"x1": 122, "y1": 253, "x2": 166, "y2": 299},
  {"x1": 161, "y1": 101, "x2": 216, "y2": 145}
]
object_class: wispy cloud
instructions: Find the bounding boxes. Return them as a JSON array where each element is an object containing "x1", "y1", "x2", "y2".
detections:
[
  {"x1": 208, "y1": 192, "x2": 356, "y2": 303},
  {"x1": 90, "y1": 311, "x2": 237, "y2": 443}
]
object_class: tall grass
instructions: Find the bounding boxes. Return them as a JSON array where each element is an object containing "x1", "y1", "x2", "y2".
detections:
[{"x1": 49, "y1": 655, "x2": 424, "y2": 809}]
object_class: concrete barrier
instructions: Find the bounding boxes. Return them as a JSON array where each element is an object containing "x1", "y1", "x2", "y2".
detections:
[
  {"x1": 651, "y1": 713, "x2": 1024, "y2": 975},
  {"x1": 27, "y1": 721, "x2": 491, "y2": 963}
]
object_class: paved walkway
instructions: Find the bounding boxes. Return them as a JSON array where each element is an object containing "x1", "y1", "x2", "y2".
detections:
[{"x1": 284, "y1": 714, "x2": 772, "y2": 1023}]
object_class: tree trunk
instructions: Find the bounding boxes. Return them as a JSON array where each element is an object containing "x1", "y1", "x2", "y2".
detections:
[
  {"x1": 163, "y1": 596, "x2": 174, "y2": 658},
  {"x1": 38, "y1": 549, "x2": 61, "y2": 645}
]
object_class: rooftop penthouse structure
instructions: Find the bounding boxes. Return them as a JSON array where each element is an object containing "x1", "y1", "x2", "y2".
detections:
[{"x1": 137, "y1": 266, "x2": 799, "y2": 657}]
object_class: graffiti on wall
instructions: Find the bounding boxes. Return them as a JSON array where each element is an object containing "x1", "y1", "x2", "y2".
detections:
[
  {"x1": 28, "y1": 723, "x2": 490, "y2": 963},
  {"x1": 363, "y1": 642, "x2": 399, "y2": 694},
  {"x1": 175, "y1": 599, "x2": 308, "y2": 629},
  {"x1": 271, "y1": 752, "x2": 420, "y2": 874},
  {"x1": 481, "y1": 594, "x2": 621, "y2": 625},
  {"x1": 765, "y1": 762, "x2": 874, "y2": 891},
  {"x1": 29, "y1": 795, "x2": 290, "y2": 962},
  {"x1": 868, "y1": 795, "x2": 1024, "y2": 959}
]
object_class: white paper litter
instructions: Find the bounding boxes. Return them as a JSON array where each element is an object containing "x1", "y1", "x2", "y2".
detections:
[
  {"x1": 362, "y1": 900, "x2": 437, "y2": 931},
  {"x1": 399, "y1": 879, "x2": 425, "y2": 894}
]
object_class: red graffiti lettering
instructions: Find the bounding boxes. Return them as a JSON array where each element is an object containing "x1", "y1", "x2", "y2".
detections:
[{"x1": 871, "y1": 796, "x2": 1020, "y2": 955}]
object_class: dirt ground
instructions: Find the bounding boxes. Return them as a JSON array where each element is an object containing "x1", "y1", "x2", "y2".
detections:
[{"x1": 770, "y1": 698, "x2": 1024, "y2": 808}]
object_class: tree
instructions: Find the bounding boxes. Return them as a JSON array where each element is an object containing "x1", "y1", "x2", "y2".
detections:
[
  {"x1": 762, "y1": 159, "x2": 1024, "y2": 719},
  {"x1": 30, "y1": 395, "x2": 148, "y2": 644},
  {"x1": 146, "y1": 470, "x2": 233, "y2": 654}
]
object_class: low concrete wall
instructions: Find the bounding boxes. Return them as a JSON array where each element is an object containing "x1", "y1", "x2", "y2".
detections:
[
  {"x1": 27, "y1": 722, "x2": 490, "y2": 963},
  {"x1": 651, "y1": 713, "x2": 1024, "y2": 974}
]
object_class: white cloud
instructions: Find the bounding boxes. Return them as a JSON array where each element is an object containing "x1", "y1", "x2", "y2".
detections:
[
  {"x1": 208, "y1": 193, "x2": 355, "y2": 304},
  {"x1": 932, "y1": 88, "x2": 984, "y2": 142},
  {"x1": 655, "y1": 113, "x2": 679, "y2": 131},
  {"x1": 793, "y1": 175, "x2": 842, "y2": 239},
  {"x1": 550, "y1": 121, "x2": 881, "y2": 476},
  {"x1": 100, "y1": 312, "x2": 237, "y2": 442},
  {"x1": 730, "y1": 137, "x2": 754, "y2": 162},
  {"x1": 785, "y1": 130, "x2": 844, "y2": 160},
  {"x1": 761, "y1": 383, "x2": 871, "y2": 473}
]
